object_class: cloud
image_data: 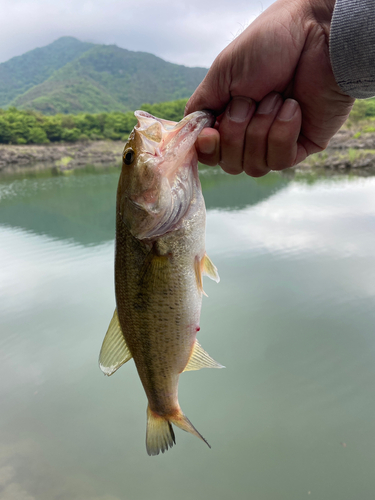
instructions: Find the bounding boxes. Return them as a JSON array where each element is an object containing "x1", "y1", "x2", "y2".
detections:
[
  {"x1": 207, "y1": 177, "x2": 375, "y2": 261},
  {"x1": 0, "y1": 0, "x2": 274, "y2": 66}
]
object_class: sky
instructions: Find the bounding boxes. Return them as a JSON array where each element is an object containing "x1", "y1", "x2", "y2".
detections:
[{"x1": 0, "y1": 0, "x2": 275, "y2": 67}]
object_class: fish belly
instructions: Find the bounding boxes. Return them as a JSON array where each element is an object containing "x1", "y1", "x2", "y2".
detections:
[{"x1": 114, "y1": 206, "x2": 205, "y2": 415}]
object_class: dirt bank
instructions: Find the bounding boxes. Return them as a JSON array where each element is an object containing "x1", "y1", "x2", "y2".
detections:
[
  {"x1": 0, "y1": 140, "x2": 124, "y2": 174},
  {"x1": 296, "y1": 129, "x2": 375, "y2": 173},
  {"x1": 2, "y1": 129, "x2": 375, "y2": 175}
]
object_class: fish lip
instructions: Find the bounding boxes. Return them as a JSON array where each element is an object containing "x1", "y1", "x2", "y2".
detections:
[
  {"x1": 146, "y1": 150, "x2": 161, "y2": 158},
  {"x1": 138, "y1": 144, "x2": 162, "y2": 160},
  {"x1": 176, "y1": 111, "x2": 215, "y2": 138},
  {"x1": 196, "y1": 109, "x2": 215, "y2": 128},
  {"x1": 162, "y1": 110, "x2": 215, "y2": 159}
]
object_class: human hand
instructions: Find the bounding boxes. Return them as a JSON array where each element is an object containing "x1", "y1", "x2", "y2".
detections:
[{"x1": 185, "y1": 0, "x2": 355, "y2": 176}]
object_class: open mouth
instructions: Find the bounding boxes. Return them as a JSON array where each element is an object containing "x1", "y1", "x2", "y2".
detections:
[{"x1": 136, "y1": 110, "x2": 215, "y2": 161}]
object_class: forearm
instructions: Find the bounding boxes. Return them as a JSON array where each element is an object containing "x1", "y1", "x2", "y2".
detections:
[{"x1": 330, "y1": 0, "x2": 375, "y2": 98}]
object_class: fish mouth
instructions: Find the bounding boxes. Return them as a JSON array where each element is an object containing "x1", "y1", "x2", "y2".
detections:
[
  {"x1": 124, "y1": 111, "x2": 215, "y2": 240},
  {"x1": 135, "y1": 110, "x2": 215, "y2": 160}
]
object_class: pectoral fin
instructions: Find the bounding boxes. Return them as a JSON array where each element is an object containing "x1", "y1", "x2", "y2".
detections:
[
  {"x1": 194, "y1": 253, "x2": 220, "y2": 296},
  {"x1": 183, "y1": 340, "x2": 224, "y2": 372},
  {"x1": 202, "y1": 253, "x2": 220, "y2": 283},
  {"x1": 99, "y1": 309, "x2": 132, "y2": 376},
  {"x1": 140, "y1": 249, "x2": 171, "y2": 289}
]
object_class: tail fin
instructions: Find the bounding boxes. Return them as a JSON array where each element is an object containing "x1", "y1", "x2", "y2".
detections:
[
  {"x1": 146, "y1": 406, "x2": 175, "y2": 456},
  {"x1": 146, "y1": 406, "x2": 211, "y2": 456}
]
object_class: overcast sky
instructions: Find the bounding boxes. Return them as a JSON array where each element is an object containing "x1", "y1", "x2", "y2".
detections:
[{"x1": 0, "y1": 0, "x2": 275, "y2": 67}]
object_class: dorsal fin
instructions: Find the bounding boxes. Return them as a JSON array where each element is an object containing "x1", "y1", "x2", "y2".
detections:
[
  {"x1": 99, "y1": 309, "x2": 132, "y2": 376},
  {"x1": 183, "y1": 340, "x2": 224, "y2": 372}
]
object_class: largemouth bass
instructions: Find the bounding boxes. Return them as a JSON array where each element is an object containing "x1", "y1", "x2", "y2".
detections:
[{"x1": 99, "y1": 110, "x2": 222, "y2": 456}]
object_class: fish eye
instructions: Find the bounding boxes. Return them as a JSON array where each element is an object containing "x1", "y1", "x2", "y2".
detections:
[{"x1": 123, "y1": 148, "x2": 135, "y2": 165}]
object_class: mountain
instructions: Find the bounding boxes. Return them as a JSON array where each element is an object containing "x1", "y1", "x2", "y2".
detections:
[
  {"x1": 0, "y1": 37, "x2": 207, "y2": 115},
  {"x1": 0, "y1": 37, "x2": 94, "y2": 108}
]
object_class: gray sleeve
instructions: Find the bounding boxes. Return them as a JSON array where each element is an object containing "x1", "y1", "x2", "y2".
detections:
[{"x1": 330, "y1": 0, "x2": 375, "y2": 99}]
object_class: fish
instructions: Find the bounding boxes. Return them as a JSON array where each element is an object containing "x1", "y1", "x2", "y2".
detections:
[{"x1": 99, "y1": 110, "x2": 223, "y2": 456}]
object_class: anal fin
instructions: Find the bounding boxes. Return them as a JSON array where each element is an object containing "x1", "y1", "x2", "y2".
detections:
[
  {"x1": 183, "y1": 340, "x2": 224, "y2": 372},
  {"x1": 99, "y1": 309, "x2": 132, "y2": 376}
]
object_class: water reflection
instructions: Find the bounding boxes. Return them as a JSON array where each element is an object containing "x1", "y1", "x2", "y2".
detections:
[
  {"x1": 208, "y1": 176, "x2": 375, "y2": 259},
  {"x1": 1, "y1": 165, "x2": 375, "y2": 500},
  {"x1": 0, "y1": 167, "x2": 119, "y2": 245},
  {"x1": 0, "y1": 166, "x2": 290, "y2": 245}
]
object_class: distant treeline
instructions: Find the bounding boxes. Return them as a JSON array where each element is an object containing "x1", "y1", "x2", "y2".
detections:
[
  {"x1": 347, "y1": 98, "x2": 375, "y2": 124},
  {"x1": 2, "y1": 96, "x2": 375, "y2": 145},
  {"x1": 0, "y1": 98, "x2": 187, "y2": 145}
]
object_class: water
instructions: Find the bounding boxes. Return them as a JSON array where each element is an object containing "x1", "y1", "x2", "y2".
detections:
[{"x1": 1, "y1": 165, "x2": 375, "y2": 500}]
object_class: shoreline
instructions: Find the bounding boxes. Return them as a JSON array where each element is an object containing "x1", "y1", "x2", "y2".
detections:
[
  {"x1": 0, "y1": 140, "x2": 124, "y2": 174},
  {"x1": 2, "y1": 129, "x2": 375, "y2": 175}
]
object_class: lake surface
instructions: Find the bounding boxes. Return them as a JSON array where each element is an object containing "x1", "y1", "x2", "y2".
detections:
[{"x1": 1, "y1": 165, "x2": 375, "y2": 500}]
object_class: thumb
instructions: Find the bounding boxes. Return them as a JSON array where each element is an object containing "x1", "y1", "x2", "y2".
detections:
[{"x1": 185, "y1": 56, "x2": 231, "y2": 116}]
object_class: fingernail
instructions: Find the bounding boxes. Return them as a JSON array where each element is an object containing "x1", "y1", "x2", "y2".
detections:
[
  {"x1": 228, "y1": 97, "x2": 253, "y2": 122},
  {"x1": 278, "y1": 99, "x2": 298, "y2": 120},
  {"x1": 257, "y1": 93, "x2": 280, "y2": 114},
  {"x1": 197, "y1": 135, "x2": 216, "y2": 155}
]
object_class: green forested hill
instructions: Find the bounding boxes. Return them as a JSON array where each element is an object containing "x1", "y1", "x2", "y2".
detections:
[
  {"x1": 0, "y1": 37, "x2": 94, "y2": 108},
  {"x1": 0, "y1": 37, "x2": 207, "y2": 115}
]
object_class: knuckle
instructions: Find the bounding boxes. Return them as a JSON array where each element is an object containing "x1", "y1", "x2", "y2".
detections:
[
  {"x1": 219, "y1": 159, "x2": 243, "y2": 175},
  {"x1": 268, "y1": 158, "x2": 293, "y2": 171},
  {"x1": 243, "y1": 163, "x2": 270, "y2": 177},
  {"x1": 246, "y1": 126, "x2": 266, "y2": 143},
  {"x1": 200, "y1": 156, "x2": 219, "y2": 167},
  {"x1": 243, "y1": 147, "x2": 268, "y2": 173}
]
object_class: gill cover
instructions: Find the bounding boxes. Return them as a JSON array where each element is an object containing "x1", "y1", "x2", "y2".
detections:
[{"x1": 118, "y1": 110, "x2": 214, "y2": 240}]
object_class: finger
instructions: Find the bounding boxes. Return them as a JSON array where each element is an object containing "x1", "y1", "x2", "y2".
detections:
[
  {"x1": 218, "y1": 97, "x2": 256, "y2": 175},
  {"x1": 243, "y1": 92, "x2": 283, "y2": 177},
  {"x1": 267, "y1": 99, "x2": 302, "y2": 170},
  {"x1": 295, "y1": 133, "x2": 325, "y2": 165},
  {"x1": 196, "y1": 128, "x2": 220, "y2": 166}
]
